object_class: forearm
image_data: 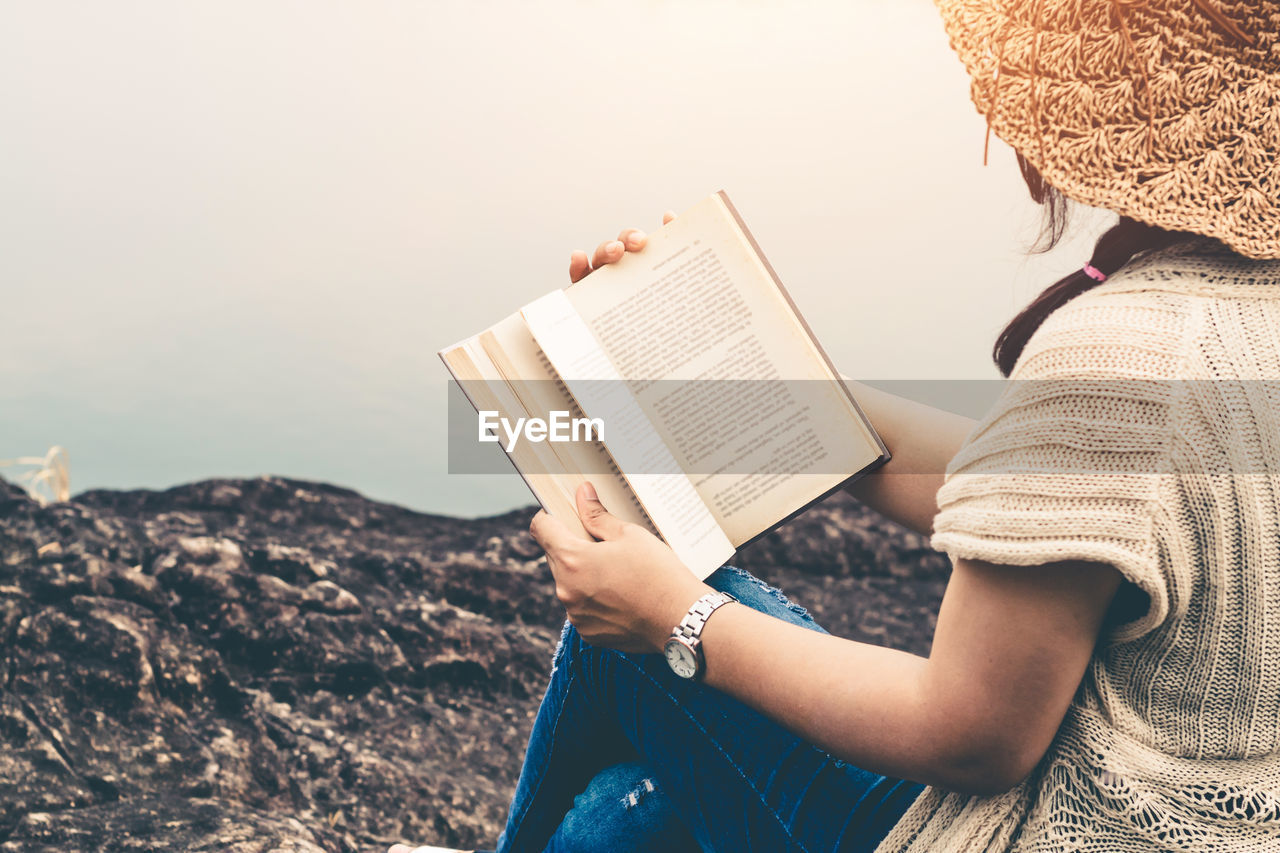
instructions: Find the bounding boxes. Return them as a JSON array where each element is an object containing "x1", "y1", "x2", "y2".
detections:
[
  {"x1": 841, "y1": 379, "x2": 976, "y2": 536},
  {"x1": 688, "y1": 389, "x2": 980, "y2": 779},
  {"x1": 681, "y1": 601, "x2": 999, "y2": 793},
  {"x1": 692, "y1": 387, "x2": 980, "y2": 773}
]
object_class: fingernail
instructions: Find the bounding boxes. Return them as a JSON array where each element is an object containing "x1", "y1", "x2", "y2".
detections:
[
  {"x1": 608, "y1": 241, "x2": 624, "y2": 254},
  {"x1": 582, "y1": 481, "x2": 598, "y2": 501},
  {"x1": 629, "y1": 231, "x2": 646, "y2": 247}
]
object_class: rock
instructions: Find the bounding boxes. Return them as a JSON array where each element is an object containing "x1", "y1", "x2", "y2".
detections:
[
  {"x1": 301, "y1": 581, "x2": 361, "y2": 614},
  {"x1": 2, "y1": 797, "x2": 336, "y2": 851},
  {"x1": 0, "y1": 475, "x2": 945, "y2": 850}
]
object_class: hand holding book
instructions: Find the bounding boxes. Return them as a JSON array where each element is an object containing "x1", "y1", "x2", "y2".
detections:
[
  {"x1": 529, "y1": 480, "x2": 712, "y2": 654},
  {"x1": 567, "y1": 210, "x2": 678, "y2": 284},
  {"x1": 441, "y1": 191, "x2": 888, "y2": 579},
  {"x1": 550, "y1": 214, "x2": 720, "y2": 652}
]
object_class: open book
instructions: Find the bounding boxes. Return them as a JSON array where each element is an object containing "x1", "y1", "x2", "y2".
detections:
[{"x1": 441, "y1": 191, "x2": 888, "y2": 579}]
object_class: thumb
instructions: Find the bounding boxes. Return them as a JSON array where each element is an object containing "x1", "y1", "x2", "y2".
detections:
[{"x1": 576, "y1": 481, "x2": 627, "y2": 541}]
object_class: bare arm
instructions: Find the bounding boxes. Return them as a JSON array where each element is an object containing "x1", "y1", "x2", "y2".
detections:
[
  {"x1": 532, "y1": 486, "x2": 1122, "y2": 795},
  {"x1": 542, "y1": 219, "x2": 1118, "y2": 795},
  {"x1": 840, "y1": 378, "x2": 976, "y2": 537},
  {"x1": 694, "y1": 555, "x2": 1119, "y2": 793}
]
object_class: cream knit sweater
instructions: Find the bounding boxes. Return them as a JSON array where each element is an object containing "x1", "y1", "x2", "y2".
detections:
[{"x1": 877, "y1": 241, "x2": 1280, "y2": 852}]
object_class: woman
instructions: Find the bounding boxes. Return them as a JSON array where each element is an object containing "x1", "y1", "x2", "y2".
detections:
[{"x1": 396, "y1": 0, "x2": 1280, "y2": 849}]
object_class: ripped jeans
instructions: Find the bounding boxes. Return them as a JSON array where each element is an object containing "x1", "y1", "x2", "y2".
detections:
[{"x1": 492, "y1": 566, "x2": 925, "y2": 852}]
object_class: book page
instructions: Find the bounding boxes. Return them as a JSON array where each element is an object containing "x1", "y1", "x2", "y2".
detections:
[
  {"x1": 477, "y1": 314, "x2": 658, "y2": 537},
  {"x1": 440, "y1": 339, "x2": 591, "y2": 541},
  {"x1": 522, "y1": 291, "x2": 735, "y2": 579},
  {"x1": 563, "y1": 192, "x2": 885, "y2": 547}
]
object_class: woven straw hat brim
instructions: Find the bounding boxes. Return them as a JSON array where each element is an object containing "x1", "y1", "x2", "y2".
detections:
[{"x1": 935, "y1": 0, "x2": 1280, "y2": 259}]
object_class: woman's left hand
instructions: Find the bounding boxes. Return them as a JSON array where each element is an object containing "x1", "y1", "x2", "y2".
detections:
[{"x1": 529, "y1": 482, "x2": 711, "y2": 653}]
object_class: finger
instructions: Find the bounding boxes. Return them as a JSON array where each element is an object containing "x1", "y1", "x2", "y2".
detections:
[
  {"x1": 576, "y1": 481, "x2": 627, "y2": 541},
  {"x1": 591, "y1": 239, "x2": 625, "y2": 271},
  {"x1": 662, "y1": 210, "x2": 677, "y2": 225},
  {"x1": 529, "y1": 510, "x2": 580, "y2": 556},
  {"x1": 618, "y1": 227, "x2": 647, "y2": 251},
  {"x1": 569, "y1": 250, "x2": 591, "y2": 283}
]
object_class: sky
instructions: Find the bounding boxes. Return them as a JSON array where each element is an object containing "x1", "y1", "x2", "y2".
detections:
[{"x1": 1, "y1": 0, "x2": 1113, "y2": 517}]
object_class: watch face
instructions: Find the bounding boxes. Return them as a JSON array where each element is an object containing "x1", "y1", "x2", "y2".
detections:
[{"x1": 664, "y1": 638, "x2": 698, "y2": 679}]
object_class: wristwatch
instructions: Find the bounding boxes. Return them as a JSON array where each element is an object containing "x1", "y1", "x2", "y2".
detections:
[{"x1": 663, "y1": 590, "x2": 737, "y2": 680}]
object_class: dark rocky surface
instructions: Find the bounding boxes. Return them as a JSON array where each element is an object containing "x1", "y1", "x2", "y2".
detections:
[{"x1": 0, "y1": 475, "x2": 949, "y2": 851}]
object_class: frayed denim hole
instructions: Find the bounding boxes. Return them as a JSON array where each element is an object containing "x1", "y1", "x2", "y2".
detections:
[
  {"x1": 550, "y1": 619, "x2": 573, "y2": 677},
  {"x1": 618, "y1": 777, "x2": 659, "y2": 811},
  {"x1": 743, "y1": 570, "x2": 813, "y2": 621}
]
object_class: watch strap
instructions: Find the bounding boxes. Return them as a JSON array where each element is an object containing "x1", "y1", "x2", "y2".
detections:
[{"x1": 671, "y1": 590, "x2": 737, "y2": 647}]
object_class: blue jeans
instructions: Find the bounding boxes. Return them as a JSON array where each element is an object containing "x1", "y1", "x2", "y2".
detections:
[{"x1": 493, "y1": 566, "x2": 925, "y2": 852}]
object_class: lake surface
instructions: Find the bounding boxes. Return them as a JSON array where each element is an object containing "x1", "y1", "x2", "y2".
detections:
[{"x1": 1, "y1": 0, "x2": 1105, "y2": 516}]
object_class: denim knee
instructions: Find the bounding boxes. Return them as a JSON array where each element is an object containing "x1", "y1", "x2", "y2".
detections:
[
  {"x1": 550, "y1": 618, "x2": 576, "y2": 677},
  {"x1": 704, "y1": 565, "x2": 827, "y2": 634},
  {"x1": 551, "y1": 762, "x2": 699, "y2": 853}
]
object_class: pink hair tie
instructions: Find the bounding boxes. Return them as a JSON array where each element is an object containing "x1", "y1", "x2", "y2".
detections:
[{"x1": 1082, "y1": 263, "x2": 1108, "y2": 282}]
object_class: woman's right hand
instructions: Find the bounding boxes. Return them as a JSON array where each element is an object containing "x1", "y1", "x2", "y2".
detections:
[{"x1": 568, "y1": 210, "x2": 678, "y2": 283}]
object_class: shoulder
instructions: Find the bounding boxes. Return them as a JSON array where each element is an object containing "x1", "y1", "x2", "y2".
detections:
[
  {"x1": 1012, "y1": 258, "x2": 1201, "y2": 384},
  {"x1": 954, "y1": 262, "x2": 1198, "y2": 478},
  {"x1": 1015, "y1": 237, "x2": 1280, "y2": 382}
]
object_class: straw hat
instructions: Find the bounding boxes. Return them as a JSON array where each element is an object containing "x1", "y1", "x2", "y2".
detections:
[{"x1": 934, "y1": 0, "x2": 1280, "y2": 259}]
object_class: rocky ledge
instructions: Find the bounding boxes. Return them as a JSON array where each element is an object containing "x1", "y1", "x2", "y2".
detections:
[{"x1": 0, "y1": 476, "x2": 948, "y2": 851}]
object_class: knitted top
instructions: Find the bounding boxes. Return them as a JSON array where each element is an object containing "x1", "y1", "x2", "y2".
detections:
[{"x1": 877, "y1": 241, "x2": 1280, "y2": 852}]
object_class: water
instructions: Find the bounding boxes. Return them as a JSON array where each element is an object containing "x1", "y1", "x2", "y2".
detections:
[{"x1": 1, "y1": 0, "x2": 1106, "y2": 517}]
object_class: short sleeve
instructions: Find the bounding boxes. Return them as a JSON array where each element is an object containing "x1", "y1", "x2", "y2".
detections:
[{"x1": 931, "y1": 289, "x2": 1191, "y2": 638}]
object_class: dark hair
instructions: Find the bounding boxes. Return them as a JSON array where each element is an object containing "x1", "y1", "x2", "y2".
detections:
[{"x1": 993, "y1": 153, "x2": 1194, "y2": 376}]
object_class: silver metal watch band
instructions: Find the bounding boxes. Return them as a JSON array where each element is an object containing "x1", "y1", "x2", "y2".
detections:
[{"x1": 672, "y1": 590, "x2": 737, "y2": 645}]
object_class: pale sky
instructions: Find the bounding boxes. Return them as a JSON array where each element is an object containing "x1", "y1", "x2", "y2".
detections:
[{"x1": 2, "y1": 0, "x2": 1112, "y2": 516}]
